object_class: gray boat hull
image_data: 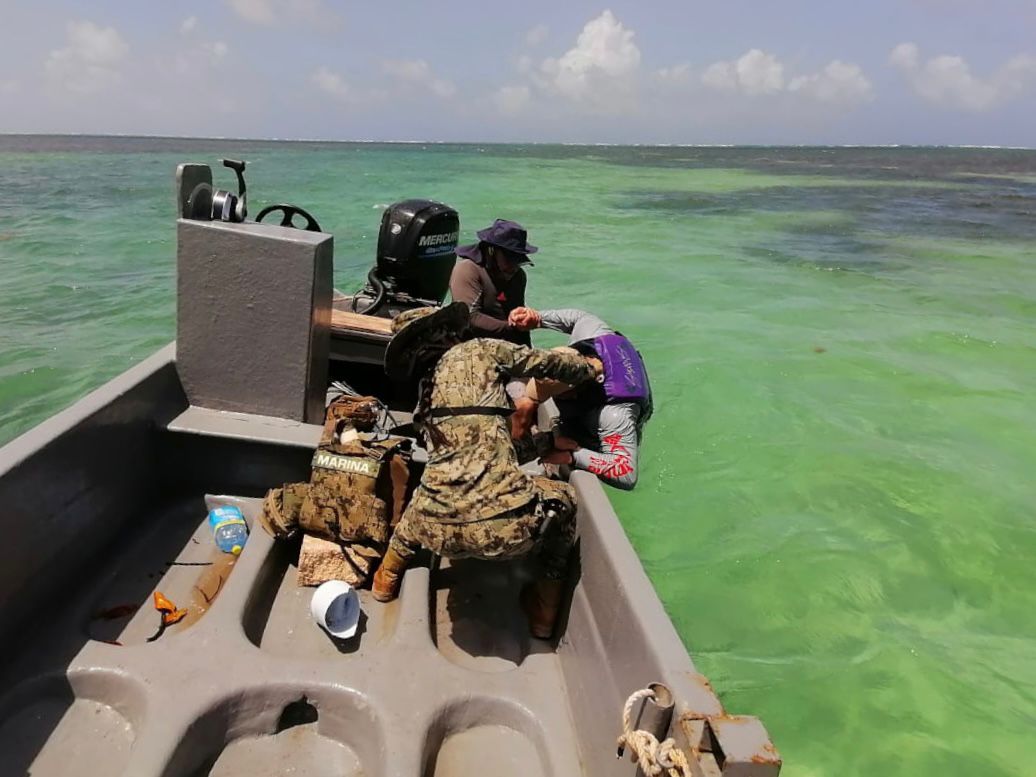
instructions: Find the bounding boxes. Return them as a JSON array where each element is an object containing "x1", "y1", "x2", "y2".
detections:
[{"x1": 0, "y1": 343, "x2": 779, "y2": 776}]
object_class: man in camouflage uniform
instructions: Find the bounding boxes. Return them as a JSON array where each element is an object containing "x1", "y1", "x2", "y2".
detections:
[{"x1": 373, "y1": 302, "x2": 601, "y2": 639}]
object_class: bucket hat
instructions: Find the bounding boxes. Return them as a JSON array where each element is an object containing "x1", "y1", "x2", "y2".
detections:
[
  {"x1": 476, "y1": 219, "x2": 538, "y2": 264},
  {"x1": 310, "y1": 580, "x2": 361, "y2": 639},
  {"x1": 383, "y1": 302, "x2": 469, "y2": 380}
]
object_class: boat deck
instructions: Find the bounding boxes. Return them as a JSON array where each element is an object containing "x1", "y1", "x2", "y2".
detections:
[{"x1": 0, "y1": 491, "x2": 584, "y2": 777}]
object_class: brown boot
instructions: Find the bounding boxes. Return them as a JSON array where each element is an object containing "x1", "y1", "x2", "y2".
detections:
[
  {"x1": 371, "y1": 548, "x2": 408, "y2": 603},
  {"x1": 520, "y1": 579, "x2": 564, "y2": 640}
]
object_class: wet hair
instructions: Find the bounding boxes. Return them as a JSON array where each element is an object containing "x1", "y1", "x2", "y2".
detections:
[
  {"x1": 570, "y1": 339, "x2": 599, "y2": 358},
  {"x1": 562, "y1": 340, "x2": 607, "y2": 405}
]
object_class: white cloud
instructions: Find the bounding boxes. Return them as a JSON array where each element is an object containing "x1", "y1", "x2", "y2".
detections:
[
  {"x1": 540, "y1": 10, "x2": 641, "y2": 105},
  {"x1": 890, "y1": 42, "x2": 1036, "y2": 111},
  {"x1": 431, "y1": 80, "x2": 457, "y2": 98},
  {"x1": 312, "y1": 66, "x2": 352, "y2": 101},
  {"x1": 498, "y1": 17, "x2": 872, "y2": 129},
  {"x1": 654, "y1": 63, "x2": 693, "y2": 84},
  {"x1": 788, "y1": 61, "x2": 874, "y2": 105},
  {"x1": 227, "y1": 0, "x2": 276, "y2": 24},
  {"x1": 0, "y1": 79, "x2": 19, "y2": 96},
  {"x1": 699, "y1": 50, "x2": 872, "y2": 107},
  {"x1": 225, "y1": 0, "x2": 342, "y2": 28},
  {"x1": 525, "y1": 24, "x2": 549, "y2": 47},
  {"x1": 889, "y1": 42, "x2": 919, "y2": 71},
  {"x1": 702, "y1": 49, "x2": 783, "y2": 96},
  {"x1": 45, "y1": 21, "x2": 129, "y2": 95},
  {"x1": 700, "y1": 61, "x2": 736, "y2": 91},
  {"x1": 382, "y1": 59, "x2": 456, "y2": 98},
  {"x1": 383, "y1": 59, "x2": 430, "y2": 81},
  {"x1": 494, "y1": 85, "x2": 531, "y2": 115},
  {"x1": 4, "y1": 13, "x2": 269, "y2": 136},
  {"x1": 174, "y1": 18, "x2": 230, "y2": 77}
]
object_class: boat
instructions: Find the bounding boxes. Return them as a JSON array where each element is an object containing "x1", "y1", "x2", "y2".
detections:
[{"x1": 0, "y1": 160, "x2": 782, "y2": 776}]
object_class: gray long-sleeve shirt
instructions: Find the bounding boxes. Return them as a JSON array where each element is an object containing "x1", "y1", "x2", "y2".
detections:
[{"x1": 539, "y1": 309, "x2": 649, "y2": 490}]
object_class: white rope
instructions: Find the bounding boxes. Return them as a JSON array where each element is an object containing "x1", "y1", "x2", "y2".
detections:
[{"x1": 616, "y1": 687, "x2": 692, "y2": 777}]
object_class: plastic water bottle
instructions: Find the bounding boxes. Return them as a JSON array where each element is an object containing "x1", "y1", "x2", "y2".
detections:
[{"x1": 208, "y1": 505, "x2": 248, "y2": 555}]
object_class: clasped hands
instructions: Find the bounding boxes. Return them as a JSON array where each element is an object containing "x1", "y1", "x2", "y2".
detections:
[{"x1": 508, "y1": 306, "x2": 542, "y2": 332}]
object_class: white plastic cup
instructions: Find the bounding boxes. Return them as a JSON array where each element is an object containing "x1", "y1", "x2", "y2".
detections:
[{"x1": 310, "y1": 580, "x2": 361, "y2": 639}]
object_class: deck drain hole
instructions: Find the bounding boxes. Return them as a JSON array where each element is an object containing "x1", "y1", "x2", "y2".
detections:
[{"x1": 276, "y1": 697, "x2": 319, "y2": 732}]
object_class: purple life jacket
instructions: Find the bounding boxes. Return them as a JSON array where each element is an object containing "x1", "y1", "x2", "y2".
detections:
[{"x1": 593, "y1": 333, "x2": 651, "y2": 406}]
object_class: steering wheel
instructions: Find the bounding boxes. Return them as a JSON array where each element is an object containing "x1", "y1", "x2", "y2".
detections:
[{"x1": 255, "y1": 204, "x2": 322, "y2": 232}]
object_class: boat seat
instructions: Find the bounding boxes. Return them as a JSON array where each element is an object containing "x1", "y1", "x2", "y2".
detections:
[
  {"x1": 166, "y1": 405, "x2": 324, "y2": 448},
  {"x1": 166, "y1": 405, "x2": 428, "y2": 464}
]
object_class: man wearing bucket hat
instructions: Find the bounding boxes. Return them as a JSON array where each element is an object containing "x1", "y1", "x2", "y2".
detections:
[
  {"x1": 507, "y1": 308, "x2": 653, "y2": 491},
  {"x1": 372, "y1": 302, "x2": 602, "y2": 639},
  {"x1": 448, "y1": 219, "x2": 542, "y2": 345}
]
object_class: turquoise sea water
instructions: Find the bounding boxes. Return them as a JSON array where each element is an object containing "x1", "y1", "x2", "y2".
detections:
[{"x1": 2, "y1": 137, "x2": 1035, "y2": 776}]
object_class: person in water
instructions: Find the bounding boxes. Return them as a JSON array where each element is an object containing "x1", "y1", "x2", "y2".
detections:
[
  {"x1": 371, "y1": 302, "x2": 601, "y2": 639},
  {"x1": 507, "y1": 308, "x2": 653, "y2": 491},
  {"x1": 448, "y1": 219, "x2": 542, "y2": 345}
]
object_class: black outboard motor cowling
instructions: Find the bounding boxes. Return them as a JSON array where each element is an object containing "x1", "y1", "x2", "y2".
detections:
[
  {"x1": 377, "y1": 199, "x2": 459, "y2": 303},
  {"x1": 349, "y1": 199, "x2": 460, "y2": 317}
]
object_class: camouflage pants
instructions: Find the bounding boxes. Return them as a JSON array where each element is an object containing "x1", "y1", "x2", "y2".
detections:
[{"x1": 388, "y1": 477, "x2": 577, "y2": 580}]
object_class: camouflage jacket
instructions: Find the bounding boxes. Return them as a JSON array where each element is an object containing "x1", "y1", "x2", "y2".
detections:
[{"x1": 410, "y1": 339, "x2": 595, "y2": 523}]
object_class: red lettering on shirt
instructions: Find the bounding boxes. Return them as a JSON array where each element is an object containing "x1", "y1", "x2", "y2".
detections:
[
  {"x1": 587, "y1": 454, "x2": 634, "y2": 480},
  {"x1": 602, "y1": 433, "x2": 630, "y2": 457}
]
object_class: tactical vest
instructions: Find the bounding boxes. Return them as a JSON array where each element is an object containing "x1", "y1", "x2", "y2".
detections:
[
  {"x1": 301, "y1": 433, "x2": 411, "y2": 545},
  {"x1": 259, "y1": 396, "x2": 412, "y2": 547}
]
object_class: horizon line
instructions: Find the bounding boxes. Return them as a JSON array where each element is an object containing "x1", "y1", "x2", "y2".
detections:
[
  {"x1": 0, "y1": 132, "x2": 1033, "y2": 151},
  {"x1": 2, "y1": 131, "x2": 1036, "y2": 151}
]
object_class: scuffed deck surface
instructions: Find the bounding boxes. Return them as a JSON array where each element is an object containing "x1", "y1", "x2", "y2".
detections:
[{"x1": 0, "y1": 493, "x2": 584, "y2": 777}]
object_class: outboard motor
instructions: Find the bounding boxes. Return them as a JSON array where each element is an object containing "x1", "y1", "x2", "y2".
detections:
[{"x1": 351, "y1": 199, "x2": 459, "y2": 316}]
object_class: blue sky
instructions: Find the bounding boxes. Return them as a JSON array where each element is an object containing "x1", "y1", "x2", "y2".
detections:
[{"x1": 1, "y1": 1, "x2": 1034, "y2": 145}]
